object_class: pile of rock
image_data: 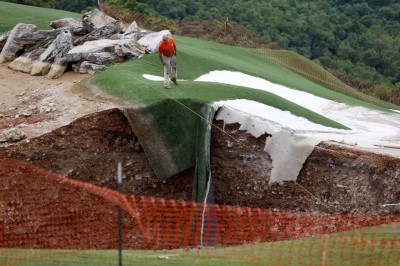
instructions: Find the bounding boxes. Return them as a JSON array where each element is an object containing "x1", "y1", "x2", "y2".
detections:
[{"x1": 0, "y1": 9, "x2": 169, "y2": 78}]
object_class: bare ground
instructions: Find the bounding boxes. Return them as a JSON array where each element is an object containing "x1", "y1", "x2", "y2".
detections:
[{"x1": 0, "y1": 63, "x2": 399, "y2": 216}]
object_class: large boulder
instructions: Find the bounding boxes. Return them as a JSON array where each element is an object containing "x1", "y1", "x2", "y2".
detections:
[
  {"x1": 121, "y1": 21, "x2": 141, "y2": 41},
  {"x1": 86, "y1": 52, "x2": 118, "y2": 65},
  {"x1": 74, "y1": 20, "x2": 121, "y2": 45},
  {"x1": 20, "y1": 29, "x2": 63, "y2": 55},
  {"x1": 82, "y1": 9, "x2": 118, "y2": 32},
  {"x1": 31, "y1": 30, "x2": 73, "y2": 76},
  {"x1": 78, "y1": 61, "x2": 107, "y2": 75},
  {"x1": 14, "y1": 30, "x2": 59, "y2": 45},
  {"x1": 0, "y1": 23, "x2": 37, "y2": 63},
  {"x1": 50, "y1": 17, "x2": 87, "y2": 35},
  {"x1": 8, "y1": 48, "x2": 45, "y2": 73},
  {"x1": 115, "y1": 39, "x2": 145, "y2": 60},
  {"x1": 66, "y1": 39, "x2": 119, "y2": 62},
  {"x1": 0, "y1": 31, "x2": 10, "y2": 52},
  {"x1": 137, "y1": 29, "x2": 170, "y2": 53},
  {"x1": 46, "y1": 57, "x2": 68, "y2": 79}
]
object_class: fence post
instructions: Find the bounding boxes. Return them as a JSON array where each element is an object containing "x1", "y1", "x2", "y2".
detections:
[{"x1": 117, "y1": 162, "x2": 123, "y2": 266}]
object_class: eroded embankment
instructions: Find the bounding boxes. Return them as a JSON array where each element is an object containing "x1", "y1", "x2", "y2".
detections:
[{"x1": 1, "y1": 108, "x2": 399, "y2": 215}]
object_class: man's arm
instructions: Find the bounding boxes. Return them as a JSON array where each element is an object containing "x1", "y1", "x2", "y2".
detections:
[
  {"x1": 158, "y1": 43, "x2": 164, "y2": 65},
  {"x1": 173, "y1": 43, "x2": 177, "y2": 56}
]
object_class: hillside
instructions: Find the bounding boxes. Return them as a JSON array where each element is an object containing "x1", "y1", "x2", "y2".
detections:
[
  {"x1": 0, "y1": 2, "x2": 400, "y2": 216},
  {"x1": 96, "y1": 1, "x2": 400, "y2": 106},
  {"x1": 3, "y1": 0, "x2": 400, "y2": 106},
  {"x1": 134, "y1": 0, "x2": 400, "y2": 86}
]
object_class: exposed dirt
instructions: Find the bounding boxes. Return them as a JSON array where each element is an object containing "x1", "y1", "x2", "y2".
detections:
[
  {"x1": 0, "y1": 109, "x2": 193, "y2": 200},
  {"x1": 211, "y1": 121, "x2": 400, "y2": 215},
  {"x1": 0, "y1": 63, "x2": 399, "y2": 216}
]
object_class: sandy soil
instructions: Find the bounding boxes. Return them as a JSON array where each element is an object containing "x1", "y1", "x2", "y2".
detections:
[{"x1": 0, "y1": 63, "x2": 126, "y2": 141}]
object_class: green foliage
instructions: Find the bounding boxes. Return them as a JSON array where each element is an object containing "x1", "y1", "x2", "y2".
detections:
[
  {"x1": 123, "y1": 0, "x2": 148, "y2": 13},
  {"x1": 55, "y1": 0, "x2": 97, "y2": 12}
]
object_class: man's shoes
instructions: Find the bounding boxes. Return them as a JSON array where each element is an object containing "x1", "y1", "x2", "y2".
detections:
[
  {"x1": 171, "y1": 77, "x2": 178, "y2": 85},
  {"x1": 165, "y1": 85, "x2": 171, "y2": 89}
]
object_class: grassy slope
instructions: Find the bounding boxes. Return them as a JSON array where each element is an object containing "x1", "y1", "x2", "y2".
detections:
[
  {"x1": 1, "y1": 222, "x2": 399, "y2": 265},
  {"x1": 94, "y1": 35, "x2": 394, "y2": 129},
  {"x1": 1, "y1": 2, "x2": 392, "y2": 129},
  {"x1": 0, "y1": 1, "x2": 81, "y2": 33},
  {"x1": 94, "y1": 36, "x2": 346, "y2": 129},
  {"x1": 251, "y1": 48, "x2": 400, "y2": 110}
]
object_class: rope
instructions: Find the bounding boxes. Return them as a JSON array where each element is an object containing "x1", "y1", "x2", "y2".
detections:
[{"x1": 200, "y1": 172, "x2": 212, "y2": 247}]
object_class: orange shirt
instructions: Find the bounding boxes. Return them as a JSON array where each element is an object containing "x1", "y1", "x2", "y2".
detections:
[{"x1": 158, "y1": 37, "x2": 176, "y2": 57}]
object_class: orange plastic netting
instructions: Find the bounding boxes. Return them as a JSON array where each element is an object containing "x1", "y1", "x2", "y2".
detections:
[{"x1": 1, "y1": 155, "x2": 399, "y2": 265}]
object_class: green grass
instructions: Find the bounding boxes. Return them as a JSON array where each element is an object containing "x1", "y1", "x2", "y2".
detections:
[
  {"x1": 0, "y1": 1, "x2": 81, "y2": 33},
  {"x1": 94, "y1": 35, "x2": 397, "y2": 130},
  {"x1": 1, "y1": 222, "x2": 399, "y2": 266},
  {"x1": 94, "y1": 36, "x2": 352, "y2": 129},
  {"x1": 251, "y1": 48, "x2": 400, "y2": 110}
]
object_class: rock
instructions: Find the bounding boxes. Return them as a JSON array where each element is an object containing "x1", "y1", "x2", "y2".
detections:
[
  {"x1": 46, "y1": 57, "x2": 68, "y2": 79},
  {"x1": 0, "y1": 23, "x2": 37, "y2": 63},
  {"x1": 82, "y1": 9, "x2": 118, "y2": 33},
  {"x1": 114, "y1": 39, "x2": 145, "y2": 60},
  {"x1": 14, "y1": 30, "x2": 58, "y2": 46},
  {"x1": 18, "y1": 110, "x2": 33, "y2": 117},
  {"x1": 50, "y1": 17, "x2": 87, "y2": 35},
  {"x1": 38, "y1": 30, "x2": 73, "y2": 62},
  {"x1": 87, "y1": 52, "x2": 118, "y2": 65},
  {"x1": 121, "y1": 21, "x2": 141, "y2": 42},
  {"x1": 8, "y1": 48, "x2": 45, "y2": 73},
  {"x1": 31, "y1": 30, "x2": 73, "y2": 76},
  {"x1": 109, "y1": 33, "x2": 123, "y2": 40},
  {"x1": 66, "y1": 39, "x2": 119, "y2": 62},
  {"x1": 74, "y1": 20, "x2": 121, "y2": 45},
  {"x1": 71, "y1": 62, "x2": 80, "y2": 72},
  {"x1": 23, "y1": 30, "x2": 63, "y2": 54},
  {"x1": 138, "y1": 29, "x2": 170, "y2": 53},
  {"x1": 0, "y1": 31, "x2": 10, "y2": 52},
  {"x1": 79, "y1": 61, "x2": 107, "y2": 75},
  {"x1": 30, "y1": 61, "x2": 52, "y2": 76},
  {"x1": 0, "y1": 128, "x2": 27, "y2": 143}
]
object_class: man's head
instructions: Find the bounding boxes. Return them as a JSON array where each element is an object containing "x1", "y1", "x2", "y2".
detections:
[{"x1": 162, "y1": 34, "x2": 169, "y2": 43}]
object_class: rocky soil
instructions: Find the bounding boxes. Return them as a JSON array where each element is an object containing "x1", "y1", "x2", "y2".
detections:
[{"x1": 0, "y1": 63, "x2": 399, "y2": 216}]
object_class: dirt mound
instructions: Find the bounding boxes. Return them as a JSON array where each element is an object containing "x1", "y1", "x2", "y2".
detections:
[
  {"x1": 1, "y1": 109, "x2": 399, "y2": 215},
  {"x1": 212, "y1": 121, "x2": 400, "y2": 215},
  {"x1": 0, "y1": 109, "x2": 193, "y2": 200}
]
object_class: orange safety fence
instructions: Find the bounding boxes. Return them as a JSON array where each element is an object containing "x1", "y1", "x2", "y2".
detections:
[{"x1": 1, "y1": 154, "x2": 400, "y2": 265}]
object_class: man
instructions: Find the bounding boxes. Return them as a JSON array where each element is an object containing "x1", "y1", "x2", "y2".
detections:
[{"x1": 158, "y1": 34, "x2": 178, "y2": 89}]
